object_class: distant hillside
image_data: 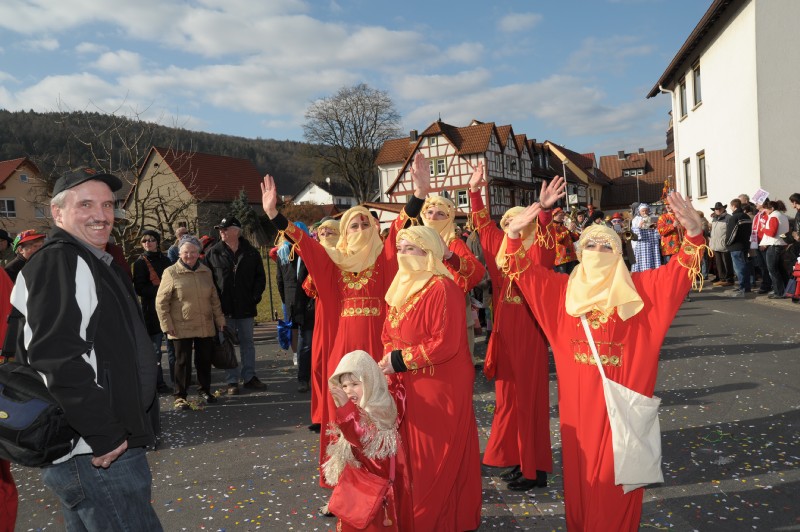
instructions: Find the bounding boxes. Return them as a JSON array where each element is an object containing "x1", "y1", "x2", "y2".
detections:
[{"x1": 0, "y1": 109, "x2": 322, "y2": 195}]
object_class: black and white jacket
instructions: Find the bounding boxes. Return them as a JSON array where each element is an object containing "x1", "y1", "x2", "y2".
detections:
[{"x1": 10, "y1": 228, "x2": 156, "y2": 462}]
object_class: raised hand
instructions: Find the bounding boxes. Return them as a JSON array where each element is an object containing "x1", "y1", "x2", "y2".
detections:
[
  {"x1": 329, "y1": 386, "x2": 348, "y2": 408},
  {"x1": 667, "y1": 191, "x2": 702, "y2": 237},
  {"x1": 261, "y1": 174, "x2": 279, "y2": 219},
  {"x1": 468, "y1": 161, "x2": 486, "y2": 192},
  {"x1": 506, "y1": 202, "x2": 542, "y2": 239},
  {"x1": 410, "y1": 152, "x2": 432, "y2": 199},
  {"x1": 540, "y1": 175, "x2": 567, "y2": 209}
]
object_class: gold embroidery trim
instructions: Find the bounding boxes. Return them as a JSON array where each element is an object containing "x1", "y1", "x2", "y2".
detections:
[
  {"x1": 676, "y1": 236, "x2": 710, "y2": 292},
  {"x1": 340, "y1": 306, "x2": 381, "y2": 318},
  {"x1": 386, "y1": 277, "x2": 438, "y2": 328},
  {"x1": 471, "y1": 207, "x2": 492, "y2": 231},
  {"x1": 457, "y1": 255, "x2": 475, "y2": 279},
  {"x1": 573, "y1": 352, "x2": 622, "y2": 367},
  {"x1": 504, "y1": 294, "x2": 522, "y2": 304},
  {"x1": 340, "y1": 264, "x2": 375, "y2": 290}
]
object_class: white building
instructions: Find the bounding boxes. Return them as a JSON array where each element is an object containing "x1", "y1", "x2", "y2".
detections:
[
  {"x1": 291, "y1": 179, "x2": 356, "y2": 208},
  {"x1": 647, "y1": 0, "x2": 800, "y2": 209}
]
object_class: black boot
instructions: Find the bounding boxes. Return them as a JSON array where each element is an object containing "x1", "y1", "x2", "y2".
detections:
[
  {"x1": 507, "y1": 470, "x2": 548, "y2": 491},
  {"x1": 499, "y1": 465, "x2": 522, "y2": 482}
]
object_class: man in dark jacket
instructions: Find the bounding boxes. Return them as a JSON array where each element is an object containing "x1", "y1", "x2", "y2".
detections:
[
  {"x1": 726, "y1": 198, "x2": 753, "y2": 296},
  {"x1": 132, "y1": 229, "x2": 174, "y2": 393},
  {"x1": 10, "y1": 168, "x2": 162, "y2": 530},
  {"x1": 205, "y1": 216, "x2": 267, "y2": 395}
]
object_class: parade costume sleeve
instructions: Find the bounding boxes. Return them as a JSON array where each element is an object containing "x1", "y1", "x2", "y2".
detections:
[
  {"x1": 445, "y1": 238, "x2": 486, "y2": 292},
  {"x1": 469, "y1": 190, "x2": 504, "y2": 261},
  {"x1": 272, "y1": 214, "x2": 339, "y2": 309}
]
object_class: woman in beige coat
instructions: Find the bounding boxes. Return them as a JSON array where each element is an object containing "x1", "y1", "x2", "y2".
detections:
[{"x1": 156, "y1": 235, "x2": 225, "y2": 410}]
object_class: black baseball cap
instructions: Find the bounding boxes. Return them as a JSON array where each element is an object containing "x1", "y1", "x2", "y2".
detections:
[
  {"x1": 214, "y1": 216, "x2": 242, "y2": 229},
  {"x1": 53, "y1": 168, "x2": 122, "y2": 196}
]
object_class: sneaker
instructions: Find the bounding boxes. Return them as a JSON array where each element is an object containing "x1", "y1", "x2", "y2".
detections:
[
  {"x1": 767, "y1": 294, "x2": 785, "y2": 300},
  {"x1": 199, "y1": 391, "x2": 218, "y2": 404},
  {"x1": 174, "y1": 397, "x2": 190, "y2": 410},
  {"x1": 757, "y1": 288, "x2": 770, "y2": 294},
  {"x1": 298, "y1": 381, "x2": 310, "y2": 393},
  {"x1": 243, "y1": 376, "x2": 267, "y2": 390},
  {"x1": 226, "y1": 384, "x2": 240, "y2": 396}
]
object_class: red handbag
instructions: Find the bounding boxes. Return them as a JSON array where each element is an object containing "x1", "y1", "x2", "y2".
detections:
[{"x1": 328, "y1": 456, "x2": 396, "y2": 529}]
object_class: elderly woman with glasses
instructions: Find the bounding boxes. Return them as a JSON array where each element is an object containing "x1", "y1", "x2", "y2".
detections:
[
  {"x1": 156, "y1": 235, "x2": 226, "y2": 410},
  {"x1": 502, "y1": 190, "x2": 706, "y2": 531}
]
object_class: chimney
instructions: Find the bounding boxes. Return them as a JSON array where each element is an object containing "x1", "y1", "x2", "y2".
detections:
[
  {"x1": 410, "y1": 130, "x2": 418, "y2": 142},
  {"x1": 617, "y1": 150, "x2": 626, "y2": 160},
  {"x1": 638, "y1": 147, "x2": 645, "y2": 154}
]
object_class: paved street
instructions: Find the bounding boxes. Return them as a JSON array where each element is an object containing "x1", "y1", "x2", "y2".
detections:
[{"x1": 11, "y1": 285, "x2": 800, "y2": 531}]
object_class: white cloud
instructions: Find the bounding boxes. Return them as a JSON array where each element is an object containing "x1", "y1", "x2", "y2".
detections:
[
  {"x1": 92, "y1": 50, "x2": 142, "y2": 73},
  {"x1": 565, "y1": 35, "x2": 654, "y2": 75},
  {"x1": 442, "y1": 42, "x2": 484, "y2": 64},
  {"x1": 393, "y1": 69, "x2": 492, "y2": 101},
  {"x1": 22, "y1": 38, "x2": 59, "y2": 51},
  {"x1": 76, "y1": 42, "x2": 108, "y2": 55},
  {"x1": 497, "y1": 13, "x2": 542, "y2": 33}
]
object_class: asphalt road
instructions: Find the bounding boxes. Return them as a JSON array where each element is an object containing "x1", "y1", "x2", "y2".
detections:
[{"x1": 10, "y1": 285, "x2": 800, "y2": 531}]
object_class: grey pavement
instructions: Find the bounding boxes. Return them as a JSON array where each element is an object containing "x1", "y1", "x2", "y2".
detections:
[{"x1": 10, "y1": 285, "x2": 800, "y2": 531}]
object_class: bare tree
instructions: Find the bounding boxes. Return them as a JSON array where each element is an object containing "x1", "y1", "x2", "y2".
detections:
[
  {"x1": 302, "y1": 83, "x2": 401, "y2": 203},
  {"x1": 51, "y1": 101, "x2": 201, "y2": 261}
]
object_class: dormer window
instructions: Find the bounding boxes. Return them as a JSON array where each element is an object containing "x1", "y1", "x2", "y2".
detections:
[{"x1": 19, "y1": 174, "x2": 29, "y2": 183}]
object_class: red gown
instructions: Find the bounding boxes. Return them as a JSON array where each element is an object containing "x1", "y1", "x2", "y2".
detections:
[
  {"x1": 331, "y1": 401, "x2": 413, "y2": 532},
  {"x1": 284, "y1": 211, "x2": 411, "y2": 487},
  {"x1": 382, "y1": 276, "x2": 482, "y2": 532},
  {"x1": 506, "y1": 233, "x2": 705, "y2": 531},
  {"x1": 469, "y1": 190, "x2": 553, "y2": 479},
  {"x1": 302, "y1": 275, "x2": 332, "y2": 426}
]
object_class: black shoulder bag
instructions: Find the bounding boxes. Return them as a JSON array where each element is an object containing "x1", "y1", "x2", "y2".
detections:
[{"x1": 0, "y1": 243, "x2": 100, "y2": 467}]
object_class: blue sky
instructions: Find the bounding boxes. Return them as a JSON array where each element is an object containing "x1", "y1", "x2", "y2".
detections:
[{"x1": 0, "y1": 0, "x2": 711, "y2": 157}]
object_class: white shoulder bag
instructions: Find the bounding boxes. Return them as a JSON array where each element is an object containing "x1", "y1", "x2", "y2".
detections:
[{"x1": 580, "y1": 315, "x2": 664, "y2": 493}]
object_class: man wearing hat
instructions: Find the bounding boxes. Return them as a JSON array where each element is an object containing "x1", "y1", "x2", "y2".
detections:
[
  {"x1": 709, "y1": 201, "x2": 735, "y2": 286},
  {"x1": 9, "y1": 168, "x2": 162, "y2": 529},
  {"x1": 4, "y1": 229, "x2": 46, "y2": 282},
  {"x1": 205, "y1": 216, "x2": 267, "y2": 395}
]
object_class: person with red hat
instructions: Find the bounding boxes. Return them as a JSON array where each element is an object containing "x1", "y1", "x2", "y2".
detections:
[{"x1": 4, "y1": 229, "x2": 46, "y2": 282}]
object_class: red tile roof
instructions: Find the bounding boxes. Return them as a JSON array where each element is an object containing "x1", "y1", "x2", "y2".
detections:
[
  {"x1": 375, "y1": 138, "x2": 415, "y2": 166},
  {"x1": 148, "y1": 147, "x2": 263, "y2": 203},
  {"x1": 599, "y1": 149, "x2": 675, "y2": 208},
  {"x1": 0, "y1": 157, "x2": 39, "y2": 186}
]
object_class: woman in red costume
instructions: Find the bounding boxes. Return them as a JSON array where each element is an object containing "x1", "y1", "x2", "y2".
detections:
[
  {"x1": 323, "y1": 350, "x2": 413, "y2": 531},
  {"x1": 303, "y1": 218, "x2": 340, "y2": 433},
  {"x1": 420, "y1": 195, "x2": 486, "y2": 357},
  {"x1": 0, "y1": 268, "x2": 17, "y2": 532},
  {"x1": 469, "y1": 163, "x2": 559, "y2": 491},
  {"x1": 503, "y1": 190, "x2": 706, "y2": 531},
  {"x1": 379, "y1": 225, "x2": 481, "y2": 531},
  {"x1": 261, "y1": 154, "x2": 430, "y2": 493}
]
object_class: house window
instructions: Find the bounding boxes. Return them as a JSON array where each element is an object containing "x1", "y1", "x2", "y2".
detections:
[
  {"x1": 692, "y1": 64, "x2": 702, "y2": 106},
  {"x1": 429, "y1": 136, "x2": 437, "y2": 146},
  {"x1": 436, "y1": 159, "x2": 446, "y2": 176},
  {"x1": 509, "y1": 159, "x2": 518, "y2": 174},
  {"x1": 19, "y1": 174, "x2": 29, "y2": 183},
  {"x1": 683, "y1": 158, "x2": 692, "y2": 198},
  {"x1": 637, "y1": 169, "x2": 644, "y2": 176},
  {"x1": 679, "y1": 78, "x2": 688, "y2": 117},
  {"x1": 34, "y1": 205, "x2": 47, "y2": 218},
  {"x1": 456, "y1": 189, "x2": 468, "y2": 208},
  {"x1": 0, "y1": 199, "x2": 16, "y2": 218},
  {"x1": 697, "y1": 152, "x2": 707, "y2": 197}
]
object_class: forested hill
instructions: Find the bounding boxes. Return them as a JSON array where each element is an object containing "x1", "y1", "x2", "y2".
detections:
[{"x1": 0, "y1": 109, "x2": 321, "y2": 195}]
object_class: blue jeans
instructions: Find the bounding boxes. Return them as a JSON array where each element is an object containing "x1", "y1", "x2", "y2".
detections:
[
  {"x1": 730, "y1": 250, "x2": 751, "y2": 291},
  {"x1": 226, "y1": 317, "x2": 256, "y2": 384},
  {"x1": 41, "y1": 447, "x2": 162, "y2": 531}
]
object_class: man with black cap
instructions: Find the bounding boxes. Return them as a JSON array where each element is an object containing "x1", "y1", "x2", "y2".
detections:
[
  {"x1": 9, "y1": 168, "x2": 162, "y2": 530},
  {"x1": 205, "y1": 216, "x2": 267, "y2": 395}
]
